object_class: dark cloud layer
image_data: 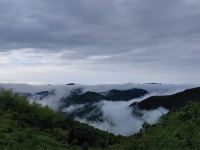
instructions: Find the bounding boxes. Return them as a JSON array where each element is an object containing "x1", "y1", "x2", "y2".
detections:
[{"x1": 0, "y1": 0, "x2": 200, "y2": 84}]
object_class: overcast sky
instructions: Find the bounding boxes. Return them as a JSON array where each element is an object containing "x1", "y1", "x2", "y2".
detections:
[{"x1": 0, "y1": 0, "x2": 200, "y2": 84}]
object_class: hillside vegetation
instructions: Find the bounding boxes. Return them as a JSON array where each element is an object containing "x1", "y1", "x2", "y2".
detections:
[
  {"x1": 109, "y1": 102, "x2": 200, "y2": 150},
  {"x1": 0, "y1": 89, "x2": 121, "y2": 150},
  {"x1": 1, "y1": 88, "x2": 200, "y2": 150}
]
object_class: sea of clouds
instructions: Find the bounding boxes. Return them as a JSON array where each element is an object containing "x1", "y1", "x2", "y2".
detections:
[{"x1": 0, "y1": 83, "x2": 198, "y2": 135}]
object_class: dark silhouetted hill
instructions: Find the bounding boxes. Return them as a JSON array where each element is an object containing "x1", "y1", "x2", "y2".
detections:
[{"x1": 130, "y1": 87, "x2": 200, "y2": 111}]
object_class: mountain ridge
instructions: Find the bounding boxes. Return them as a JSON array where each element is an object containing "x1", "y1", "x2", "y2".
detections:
[{"x1": 130, "y1": 87, "x2": 200, "y2": 111}]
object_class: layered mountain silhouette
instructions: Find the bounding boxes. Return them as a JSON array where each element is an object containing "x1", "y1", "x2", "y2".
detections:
[
  {"x1": 130, "y1": 87, "x2": 200, "y2": 111},
  {"x1": 1, "y1": 85, "x2": 200, "y2": 149},
  {"x1": 60, "y1": 88, "x2": 148, "y2": 122},
  {"x1": 20, "y1": 87, "x2": 148, "y2": 122},
  {"x1": 1, "y1": 83, "x2": 198, "y2": 135},
  {"x1": 21, "y1": 90, "x2": 55, "y2": 100},
  {"x1": 62, "y1": 88, "x2": 148, "y2": 106}
]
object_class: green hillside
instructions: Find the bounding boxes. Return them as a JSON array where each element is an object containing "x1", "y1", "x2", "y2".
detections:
[
  {"x1": 1, "y1": 89, "x2": 200, "y2": 150},
  {"x1": 109, "y1": 102, "x2": 200, "y2": 150},
  {"x1": 0, "y1": 89, "x2": 121, "y2": 150}
]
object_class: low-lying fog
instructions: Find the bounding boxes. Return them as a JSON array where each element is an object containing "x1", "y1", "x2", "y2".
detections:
[
  {"x1": 0, "y1": 83, "x2": 198, "y2": 135},
  {"x1": 65, "y1": 94, "x2": 169, "y2": 135}
]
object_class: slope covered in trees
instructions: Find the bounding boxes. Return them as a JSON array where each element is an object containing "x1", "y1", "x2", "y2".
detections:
[
  {"x1": 1, "y1": 88, "x2": 200, "y2": 150},
  {"x1": 0, "y1": 89, "x2": 121, "y2": 150},
  {"x1": 109, "y1": 102, "x2": 200, "y2": 150}
]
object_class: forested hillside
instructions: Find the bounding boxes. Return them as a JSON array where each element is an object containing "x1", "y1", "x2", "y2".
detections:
[
  {"x1": 0, "y1": 89, "x2": 121, "y2": 150},
  {"x1": 1, "y1": 89, "x2": 200, "y2": 150},
  {"x1": 109, "y1": 102, "x2": 200, "y2": 150}
]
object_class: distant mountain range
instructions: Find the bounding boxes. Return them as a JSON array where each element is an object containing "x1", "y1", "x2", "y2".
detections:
[
  {"x1": 0, "y1": 83, "x2": 199, "y2": 135},
  {"x1": 59, "y1": 88, "x2": 148, "y2": 122},
  {"x1": 1, "y1": 83, "x2": 200, "y2": 149}
]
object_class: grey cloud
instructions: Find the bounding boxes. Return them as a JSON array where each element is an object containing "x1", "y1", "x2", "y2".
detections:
[
  {"x1": 0, "y1": 0, "x2": 200, "y2": 83},
  {"x1": 0, "y1": 0, "x2": 199, "y2": 52}
]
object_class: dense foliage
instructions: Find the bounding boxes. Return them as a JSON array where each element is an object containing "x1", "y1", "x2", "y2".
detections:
[
  {"x1": 1, "y1": 89, "x2": 200, "y2": 150},
  {"x1": 109, "y1": 102, "x2": 200, "y2": 150},
  {"x1": 0, "y1": 89, "x2": 121, "y2": 150}
]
